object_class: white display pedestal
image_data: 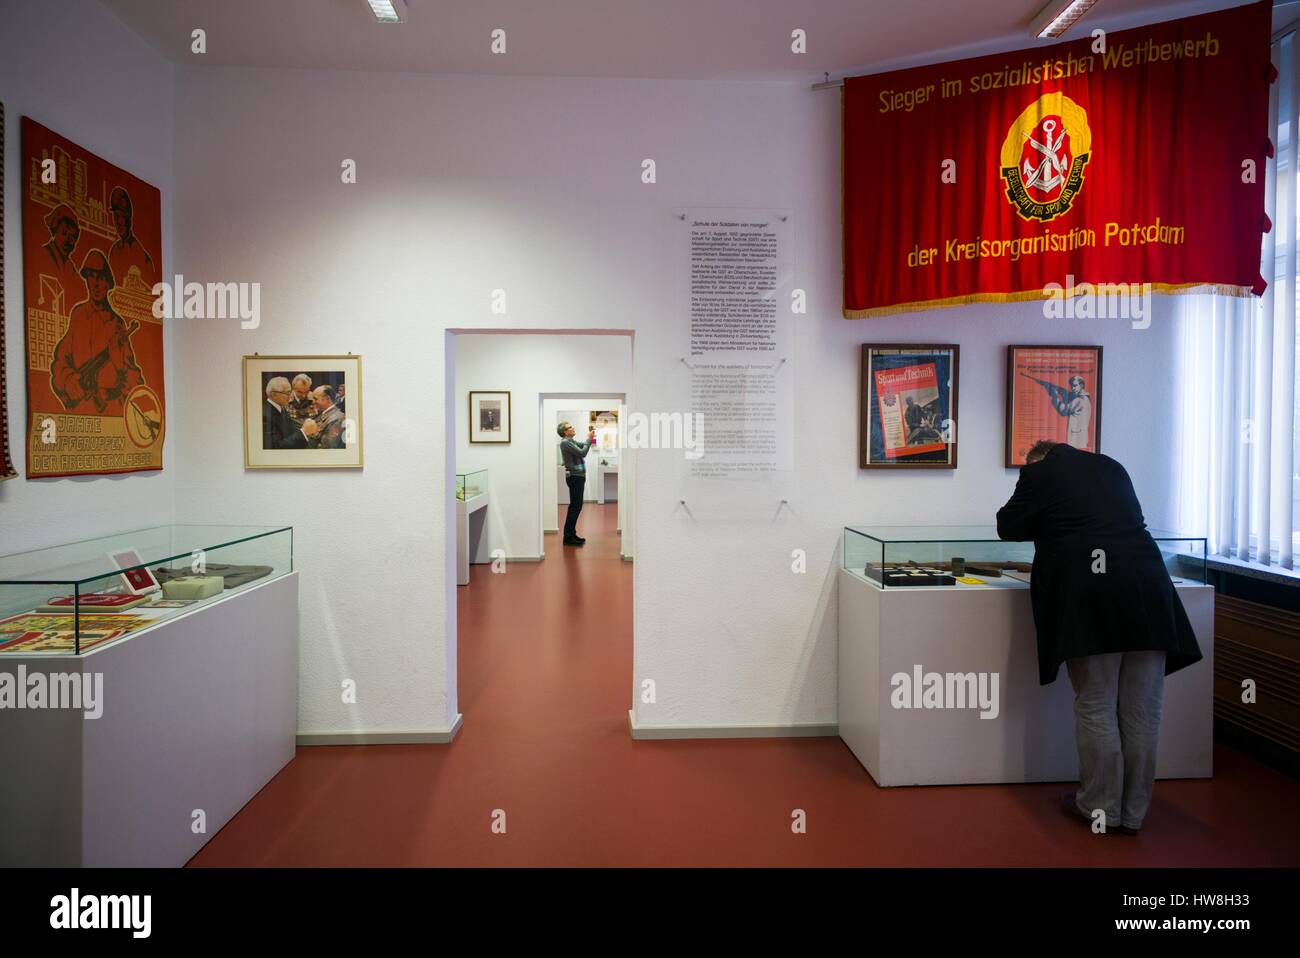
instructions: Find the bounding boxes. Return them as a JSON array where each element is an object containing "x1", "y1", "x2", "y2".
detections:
[
  {"x1": 836, "y1": 569, "x2": 1214, "y2": 786},
  {"x1": 457, "y1": 492, "x2": 489, "y2": 586},
  {"x1": 0, "y1": 572, "x2": 299, "y2": 866},
  {"x1": 596, "y1": 465, "x2": 618, "y2": 503}
]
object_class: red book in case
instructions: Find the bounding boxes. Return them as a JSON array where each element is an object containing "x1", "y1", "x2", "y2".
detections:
[{"x1": 37, "y1": 593, "x2": 149, "y2": 612}]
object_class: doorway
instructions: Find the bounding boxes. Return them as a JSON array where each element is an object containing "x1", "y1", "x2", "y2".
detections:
[
  {"x1": 444, "y1": 329, "x2": 635, "y2": 724},
  {"x1": 539, "y1": 393, "x2": 627, "y2": 558}
]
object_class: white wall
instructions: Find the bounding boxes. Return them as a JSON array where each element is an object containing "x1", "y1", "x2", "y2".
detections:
[
  {"x1": 455, "y1": 333, "x2": 631, "y2": 555},
  {"x1": 0, "y1": 0, "x2": 175, "y2": 552},
  {"x1": 165, "y1": 65, "x2": 1187, "y2": 736}
]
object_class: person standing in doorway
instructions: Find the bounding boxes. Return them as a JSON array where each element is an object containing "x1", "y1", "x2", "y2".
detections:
[{"x1": 558, "y1": 421, "x2": 596, "y2": 546}]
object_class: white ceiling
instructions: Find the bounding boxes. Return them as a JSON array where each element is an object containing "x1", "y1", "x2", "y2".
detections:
[{"x1": 98, "y1": 0, "x2": 1287, "y2": 81}]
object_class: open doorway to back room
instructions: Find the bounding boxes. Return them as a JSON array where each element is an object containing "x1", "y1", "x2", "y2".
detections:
[
  {"x1": 446, "y1": 330, "x2": 634, "y2": 725},
  {"x1": 541, "y1": 393, "x2": 627, "y2": 558}
]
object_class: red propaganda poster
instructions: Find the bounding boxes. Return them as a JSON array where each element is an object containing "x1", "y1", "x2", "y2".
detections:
[
  {"x1": 842, "y1": 1, "x2": 1273, "y2": 316},
  {"x1": 1006, "y1": 345, "x2": 1101, "y2": 466},
  {"x1": 22, "y1": 117, "x2": 165, "y2": 478}
]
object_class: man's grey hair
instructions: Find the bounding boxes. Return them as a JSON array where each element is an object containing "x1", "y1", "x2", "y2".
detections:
[
  {"x1": 265, "y1": 376, "x2": 291, "y2": 398},
  {"x1": 292, "y1": 373, "x2": 313, "y2": 389},
  {"x1": 556, "y1": 421, "x2": 572, "y2": 438},
  {"x1": 1025, "y1": 439, "x2": 1060, "y2": 464}
]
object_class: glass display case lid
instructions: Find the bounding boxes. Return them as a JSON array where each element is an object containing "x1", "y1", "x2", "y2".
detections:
[
  {"x1": 0, "y1": 524, "x2": 292, "y2": 585},
  {"x1": 845, "y1": 525, "x2": 1006, "y2": 543},
  {"x1": 845, "y1": 524, "x2": 1205, "y2": 543}
]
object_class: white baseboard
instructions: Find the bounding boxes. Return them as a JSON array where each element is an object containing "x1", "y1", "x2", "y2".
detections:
[
  {"x1": 298, "y1": 713, "x2": 464, "y2": 746},
  {"x1": 627, "y1": 710, "x2": 836, "y2": 740}
]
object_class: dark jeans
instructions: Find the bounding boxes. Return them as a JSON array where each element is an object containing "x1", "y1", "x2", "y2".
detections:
[{"x1": 564, "y1": 475, "x2": 585, "y2": 539}]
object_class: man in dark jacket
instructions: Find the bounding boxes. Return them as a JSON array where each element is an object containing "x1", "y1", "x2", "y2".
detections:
[
  {"x1": 997, "y1": 440, "x2": 1201, "y2": 834},
  {"x1": 262, "y1": 376, "x2": 318, "y2": 449}
]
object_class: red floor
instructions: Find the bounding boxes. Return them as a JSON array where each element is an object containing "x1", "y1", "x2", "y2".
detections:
[{"x1": 190, "y1": 503, "x2": 1300, "y2": 867}]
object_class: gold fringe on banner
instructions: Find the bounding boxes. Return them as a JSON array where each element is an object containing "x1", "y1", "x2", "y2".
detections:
[{"x1": 842, "y1": 282, "x2": 1257, "y2": 319}]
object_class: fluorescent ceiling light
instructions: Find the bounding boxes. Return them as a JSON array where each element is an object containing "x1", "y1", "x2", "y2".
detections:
[
  {"x1": 1030, "y1": 0, "x2": 1100, "y2": 39},
  {"x1": 366, "y1": 0, "x2": 407, "y2": 24}
]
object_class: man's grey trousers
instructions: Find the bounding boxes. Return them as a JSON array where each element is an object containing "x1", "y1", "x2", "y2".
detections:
[{"x1": 1066, "y1": 650, "x2": 1167, "y2": 831}]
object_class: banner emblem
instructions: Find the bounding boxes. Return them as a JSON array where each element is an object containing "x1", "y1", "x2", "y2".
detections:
[{"x1": 1000, "y1": 93, "x2": 1092, "y2": 223}]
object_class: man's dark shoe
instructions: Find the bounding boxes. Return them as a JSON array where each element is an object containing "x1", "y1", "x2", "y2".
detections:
[
  {"x1": 1060, "y1": 791, "x2": 1111, "y2": 833},
  {"x1": 574, "y1": 536, "x2": 586, "y2": 544},
  {"x1": 563, "y1": 537, "x2": 584, "y2": 547}
]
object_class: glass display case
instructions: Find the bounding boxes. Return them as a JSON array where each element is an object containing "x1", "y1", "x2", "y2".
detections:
[
  {"x1": 843, "y1": 525, "x2": 1207, "y2": 589},
  {"x1": 456, "y1": 469, "x2": 488, "y2": 501},
  {"x1": 0, "y1": 525, "x2": 293, "y2": 655}
]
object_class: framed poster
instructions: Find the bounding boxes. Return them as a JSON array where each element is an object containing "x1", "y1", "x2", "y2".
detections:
[
  {"x1": 243, "y1": 355, "x2": 364, "y2": 469},
  {"x1": 469, "y1": 391, "x2": 511, "y2": 443},
  {"x1": 589, "y1": 409, "x2": 618, "y2": 454},
  {"x1": 109, "y1": 547, "x2": 161, "y2": 595},
  {"x1": 860, "y1": 344, "x2": 959, "y2": 469},
  {"x1": 22, "y1": 117, "x2": 166, "y2": 478},
  {"x1": 1005, "y1": 345, "x2": 1102, "y2": 467},
  {"x1": 0, "y1": 102, "x2": 15, "y2": 481}
]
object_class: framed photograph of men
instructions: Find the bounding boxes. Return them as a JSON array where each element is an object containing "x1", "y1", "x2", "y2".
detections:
[
  {"x1": 1005, "y1": 345, "x2": 1101, "y2": 467},
  {"x1": 860, "y1": 344, "x2": 959, "y2": 469},
  {"x1": 469, "y1": 390, "x2": 511, "y2": 443},
  {"x1": 243, "y1": 355, "x2": 363, "y2": 469}
]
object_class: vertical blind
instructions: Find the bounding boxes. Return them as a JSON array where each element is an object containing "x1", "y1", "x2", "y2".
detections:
[{"x1": 1173, "y1": 30, "x2": 1299, "y2": 570}]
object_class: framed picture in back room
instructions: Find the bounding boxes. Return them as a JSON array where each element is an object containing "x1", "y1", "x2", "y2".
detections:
[
  {"x1": 860, "y1": 344, "x2": 959, "y2": 469},
  {"x1": 1005, "y1": 345, "x2": 1101, "y2": 467},
  {"x1": 469, "y1": 390, "x2": 511, "y2": 443}
]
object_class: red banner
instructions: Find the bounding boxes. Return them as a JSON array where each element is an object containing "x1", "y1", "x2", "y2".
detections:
[
  {"x1": 0, "y1": 103, "x2": 15, "y2": 482},
  {"x1": 22, "y1": 118, "x2": 166, "y2": 478},
  {"x1": 842, "y1": 1, "x2": 1273, "y2": 317}
]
